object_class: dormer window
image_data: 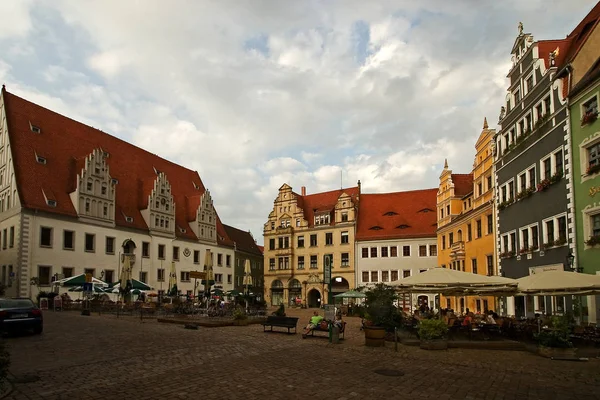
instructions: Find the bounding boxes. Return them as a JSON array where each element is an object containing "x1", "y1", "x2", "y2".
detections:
[
  {"x1": 153, "y1": 167, "x2": 160, "y2": 175},
  {"x1": 369, "y1": 226, "x2": 383, "y2": 230},
  {"x1": 418, "y1": 208, "x2": 433, "y2": 213},
  {"x1": 87, "y1": 182, "x2": 93, "y2": 192},
  {"x1": 396, "y1": 224, "x2": 411, "y2": 229},
  {"x1": 165, "y1": 203, "x2": 169, "y2": 211},
  {"x1": 30, "y1": 123, "x2": 41, "y2": 133},
  {"x1": 101, "y1": 185, "x2": 107, "y2": 195},
  {"x1": 179, "y1": 227, "x2": 186, "y2": 233},
  {"x1": 36, "y1": 155, "x2": 46, "y2": 164},
  {"x1": 95, "y1": 166, "x2": 101, "y2": 174},
  {"x1": 47, "y1": 199, "x2": 57, "y2": 207},
  {"x1": 111, "y1": 178, "x2": 119, "y2": 185},
  {"x1": 383, "y1": 211, "x2": 398, "y2": 216},
  {"x1": 193, "y1": 181, "x2": 199, "y2": 189},
  {"x1": 125, "y1": 216, "x2": 133, "y2": 223}
]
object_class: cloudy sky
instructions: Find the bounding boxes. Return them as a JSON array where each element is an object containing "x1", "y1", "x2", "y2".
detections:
[{"x1": 0, "y1": 1, "x2": 596, "y2": 244}]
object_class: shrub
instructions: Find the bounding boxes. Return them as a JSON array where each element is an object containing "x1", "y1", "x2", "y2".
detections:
[
  {"x1": 418, "y1": 319, "x2": 448, "y2": 340},
  {"x1": 274, "y1": 304, "x2": 286, "y2": 317},
  {"x1": 535, "y1": 316, "x2": 573, "y2": 348},
  {"x1": 364, "y1": 283, "x2": 402, "y2": 331},
  {"x1": 232, "y1": 308, "x2": 248, "y2": 320}
]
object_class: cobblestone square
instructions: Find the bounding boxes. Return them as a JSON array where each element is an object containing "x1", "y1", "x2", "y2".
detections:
[{"x1": 3, "y1": 310, "x2": 600, "y2": 400}]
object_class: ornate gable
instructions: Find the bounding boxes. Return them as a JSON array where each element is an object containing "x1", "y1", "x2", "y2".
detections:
[
  {"x1": 334, "y1": 192, "x2": 355, "y2": 223},
  {"x1": 192, "y1": 189, "x2": 217, "y2": 244},
  {"x1": 69, "y1": 148, "x2": 116, "y2": 227},
  {"x1": 141, "y1": 172, "x2": 176, "y2": 237}
]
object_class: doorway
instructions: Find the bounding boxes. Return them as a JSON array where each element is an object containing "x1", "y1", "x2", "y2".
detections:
[{"x1": 307, "y1": 289, "x2": 321, "y2": 308}]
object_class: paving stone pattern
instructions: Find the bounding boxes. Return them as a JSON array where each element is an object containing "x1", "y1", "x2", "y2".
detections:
[{"x1": 3, "y1": 309, "x2": 600, "y2": 400}]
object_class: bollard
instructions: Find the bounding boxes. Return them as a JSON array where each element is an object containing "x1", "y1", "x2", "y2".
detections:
[{"x1": 331, "y1": 325, "x2": 340, "y2": 344}]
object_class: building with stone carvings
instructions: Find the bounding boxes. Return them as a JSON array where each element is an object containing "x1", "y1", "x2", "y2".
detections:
[
  {"x1": 263, "y1": 183, "x2": 358, "y2": 307},
  {"x1": 0, "y1": 87, "x2": 240, "y2": 300}
]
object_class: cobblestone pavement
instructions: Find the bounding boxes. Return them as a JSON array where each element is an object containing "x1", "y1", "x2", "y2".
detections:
[{"x1": 3, "y1": 309, "x2": 600, "y2": 400}]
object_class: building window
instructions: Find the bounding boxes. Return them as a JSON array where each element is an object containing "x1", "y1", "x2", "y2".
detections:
[
  {"x1": 341, "y1": 212, "x2": 348, "y2": 222},
  {"x1": 2, "y1": 229, "x2": 5, "y2": 249},
  {"x1": 467, "y1": 224, "x2": 472, "y2": 241},
  {"x1": 472, "y1": 259, "x2": 478, "y2": 274},
  {"x1": 158, "y1": 244, "x2": 165, "y2": 259},
  {"x1": 582, "y1": 95, "x2": 598, "y2": 122},
  {"x1": 341, "y1": 231, "x2": 349, "y2": 244},
  {"x1": 84, "y1": 268, "x2": 95, "y2": 277},
  {"x1": 588, "y1": 143, "x2": 600, "y2": 173},
  {"x1": 139, "y1": 271, "x2": 147, "y2": 283},
  {"x1": 525, "y1": 74, "x2": 533, "y2": 93},
  {"x1": 487, "y1": 255, "x2": 494, "y2": 276},
  {"x1": 40, "y1": 227, "x2": 53, "y2": 248},
  {"x1": 390, "y1": 246, "x2": 398, "y2": 257},
  {"x1": 449, "y1": 233, "x2": 454, "y2": 245},
  {"x1": 381, "y1": 247, "x2": 388, "y2": 257},
  {"x1": 227, "y1": 274, "x2": 232, "y2": 284},
  {"x1": 310, "y1": 255, "x2": 317, "y2": 269},
  {"x1": 362, "y1": 271, "x2": 369, "y2": 283},
  {"x1": 157, "y1": 269, "x2": 165, "y2": 282},
  {"x1": 487, "y1": 214, "x2": 493, "y2": 235},
  {"x1": 105, "y1": 237, "x2": 115, "y2": 254},
  {"x1": 361, "y1": 248, "x2": 369, "y2": 258},
  {"x1": 476, "y1": 220, "x2": 482, "y2": 238},
  {"x1": 38, "y1": 266, "x2": 51, "y2": 285},
  {"x1": 542, "y1": 157, "x2": 552, "y2": 180},
  {"x1": 269, "y1": 238, "x2": 275, "y2": 250},
  {"x1": 371, "y1": 271, "x2": 378, "y2": 283},
  {"x1": 370, "y1": 247, "x2": 377, "y2": 258},
  {"x1": 325, "y1": 232, "x2": 333, "y2": 245},
  {"x1": 180, "y1": 271, "x2": 190, "y2": 282},
  {"x1": 193, "y1": 250, "x2": 200, "y2": 264},
  {"x1": 442, "y1": 236, "x2": 446, "y2": 250},
  {"x1": 297, "y1": 236, "x2": 304, "y2": 248},
  {"x1": 429, "y1": 245, "x2": 437, "y2": 257},
  {"x1": 173, "y1": 246, "x2": 180, "y2": 261},
  {"x1": 419, "y1": 245, "x2": 427, "y2": 257},
  {"x1": 269, "y1": 258, "x2": 275, "y2": 270},
  {"x1": 341, "y1": 253, "x2": 349, "y2": 267},
  {"x1": 403, "y1": 246, "x2": 410, "y2": 257},
  {"x1": 226, "y1": 255, "x2": 231, "y2": 267},
  {"x1": 391, "y1": 270, "x2": 399, "y2": 281},
  {"x1": 310, "y1": 234, "x2": 317, "y2": 247},
  {"x1": 217, "y1": 253, "x2": 222, "y2": 266},
  {"x1": 9, "y1": 227, "x2": 13, "y2": 248},
  {"x1": 514, "y1": 88, "x2": 521, "y2": 104},
  {"x1": 142, "y1": 242, "x2": 150, "y2": 258},
  {"x1": 84, "y1": 233, "x2": 95, "y2": 252},
  {"x1": 62, "y1": 267, "x2": 74, "y2": 278},
  {"x1": 382, "y1": 271, "x2": 389, "y2": 282},
  {"x1": 298, "y1": 256, "x2": 305, "y2": 269},
  {"x1": 403, "y1": 270, "x2": 411, "y2": 278},
  {"x1": 592, "y1": 214, "x2": 600, "y2": 237}
]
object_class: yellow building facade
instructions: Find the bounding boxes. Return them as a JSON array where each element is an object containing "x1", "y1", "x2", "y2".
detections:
[
  {"x1": 437, "y1": 119, "x2": 497, "y2": 313},
  {"x1": 263, "y1": 183, "x2": 358, "y2": 307}
]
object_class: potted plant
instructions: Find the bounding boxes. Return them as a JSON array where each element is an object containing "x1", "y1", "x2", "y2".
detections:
[
  {"x1": 232, "y1": 308, "x2": 249, "y2": 326},
  {"x1": 585, "y1": 235, "x2": 600, "y2": 247},
  {"x1": 586, "y1": 163, "x2": 600, "y2": 176},
  {"x1": 537, "y1": 179, "x2": 551, "y2": 192},
  {"x1": 362, "y1": 284, "x2": 401, "y2": 347},
  {"x1": 581, "y1": 111, "x2": 598, "y2": 126},
  {"x1": 418, "y1": 319, "x2": 449, "y2": 350},
  {"x1": 535, "y1": 315, "x2": 576, "y2": 358}
]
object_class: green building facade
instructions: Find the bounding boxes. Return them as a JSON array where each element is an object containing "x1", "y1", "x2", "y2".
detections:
[{"x1": 570, "y1": 61, "x2": 600, "y2": 274}]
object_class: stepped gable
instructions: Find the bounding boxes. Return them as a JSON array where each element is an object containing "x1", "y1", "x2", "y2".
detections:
[
  {"x1": 2, "y1": 88, "x2": 230, "y2": 242},
  {"x1": 356, "y1": 188, "x2": 438, "y2": 241}
]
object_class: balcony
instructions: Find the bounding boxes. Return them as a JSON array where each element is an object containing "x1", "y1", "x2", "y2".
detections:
[{"x1": 275, "y1": 248, "x2": 293, "y2": 257}]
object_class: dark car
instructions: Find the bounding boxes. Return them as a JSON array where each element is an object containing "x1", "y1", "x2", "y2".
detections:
[{"x1": 0, "y1": 298, "x2": 43, "y2": 335}]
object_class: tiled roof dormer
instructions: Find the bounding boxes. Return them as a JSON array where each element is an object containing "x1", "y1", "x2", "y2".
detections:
[
  {"x1": 69, "y1": 148, "x2": 116, "y2": 227},
  {"x1": 141, "y1": 171, "x2": 176, "y2": 238}
]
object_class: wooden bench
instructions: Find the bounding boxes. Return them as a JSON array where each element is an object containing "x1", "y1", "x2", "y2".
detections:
[
  {"x1": 306, "y1": 321, "x2": 346, "y2": 339},
  {"x1": 262, "y1": 316, "x2": 299, "y2": 334}
]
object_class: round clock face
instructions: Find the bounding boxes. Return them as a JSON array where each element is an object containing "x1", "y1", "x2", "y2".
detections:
[
  {"x1": 183, "y1": 248, "x2": 191, "y2": 257},
  {"x1": 161, "y1": 198, "x2": 166, "y2": 204}
]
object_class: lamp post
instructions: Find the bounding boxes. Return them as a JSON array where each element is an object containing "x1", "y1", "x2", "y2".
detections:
[{"x1": 565, "y1": 251, "x2": 582, "y2": 273}]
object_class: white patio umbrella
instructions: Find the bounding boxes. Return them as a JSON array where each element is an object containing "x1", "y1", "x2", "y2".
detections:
[{"x1": 516, "y1": 270, "x2": 600, "y2": 295}]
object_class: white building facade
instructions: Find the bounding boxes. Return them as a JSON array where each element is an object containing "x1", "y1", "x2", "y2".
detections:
[{"x1": 0, "y1": 87, "x2": 236, "y2": 300}]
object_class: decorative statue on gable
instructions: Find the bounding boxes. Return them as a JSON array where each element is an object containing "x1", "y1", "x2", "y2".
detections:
[
  {"x1": 518, "y1": 22, "x2": 523, "y2": 35},
  {"x1": 499, "y1": 106, "x2": 506, "y2": 122}
]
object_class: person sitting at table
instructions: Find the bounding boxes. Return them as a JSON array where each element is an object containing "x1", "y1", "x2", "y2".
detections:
[
  {"x1": 486, "y1": 311, "x2": 496, "y2": 325},
  {"x1": 462, "y1": 312, "x2": 473, "y2": 326},
  {"x1": 303, "y1": 311, "x2": 324, "y2": 338}
]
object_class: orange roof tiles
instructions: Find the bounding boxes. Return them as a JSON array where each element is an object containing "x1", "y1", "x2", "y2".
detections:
[
  {"x1": 356, "y1": 188, "x2": 438, "y2": 241},
  {"x1": 299, "y1": 187, "x2": 359, "y2": 227},
  {"x1": 450, "y1": 174, "x2": 473, "y2": 197},
  {"x1": 222, "y1": 224, "x2": 262, "y2": 256},
  {"x1": 3, "y1": 88, "x2": 231, "y2": 244}
]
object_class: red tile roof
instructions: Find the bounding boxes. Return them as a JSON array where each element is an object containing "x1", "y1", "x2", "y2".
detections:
[
  {"x1": 2, "y1": 88, "x2": 231, "y2": 244},
  {"x1": 222, "y1": 224, "x2": 262, "y2": 256},
  {"x1": 257, "y1": 245, "x2": 264, "y2": 254},
  {"x1": 298, "y1": 187, "x2": 359, "y2": 227},
  {"x1": 356, "y1": 188, "x2": 438, "y2": 241},
  {"x1": 450, "y1": 174, "x2": 473, "y2": 197}
]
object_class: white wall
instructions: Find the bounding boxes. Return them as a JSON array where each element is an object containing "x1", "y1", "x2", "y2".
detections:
[{"x1": 25, "y1": 212, "x2": 235, "y2": 300}]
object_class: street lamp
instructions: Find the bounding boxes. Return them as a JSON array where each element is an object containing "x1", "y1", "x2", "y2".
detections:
[{"x1": 565, "y1": 251, "x2": 583, "y2": 272}]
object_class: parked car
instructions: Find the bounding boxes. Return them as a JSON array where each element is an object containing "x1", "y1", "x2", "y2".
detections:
[{"x1": 0, "y1": 298, "x2": 43, "y2": 335}]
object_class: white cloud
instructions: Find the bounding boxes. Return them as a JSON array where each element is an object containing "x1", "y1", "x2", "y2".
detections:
[
  {"x1": 0, "y1": 0, "x2": 34, "y2": 39},
  {"x1": 1, "y1": 0, "x2": 596, "y2": 244}
]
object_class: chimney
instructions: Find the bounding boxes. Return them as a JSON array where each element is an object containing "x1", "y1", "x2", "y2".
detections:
[{"x1": 301, "y1": 186, "x2": 306, "y2": 196}]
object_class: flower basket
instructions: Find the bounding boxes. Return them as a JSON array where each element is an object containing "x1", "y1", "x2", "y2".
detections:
[
  {"x1": 581, "y1": 111, "x2": 598, "y2": 126},
  {"x1": 537, "y1": 179, "x2": 551, "y2": 191},
  {"x1": 584, "y1": 235, "x2": 600, "y2": 246},
  {"x1": 499, "y1": 250, "x2": 515, "y2": 259},
  {"x1": 519, "y1": 247, "x2": 530, "y2": 255},
  {"x1": 550, "y1": 171, "x2": 563, "y2": 184},
  {"x1": 553, "y1": 237, "x2": 567, "y2": 247},
  {"x1": 586, "y1": 163, "x2": 600, "y2": 176}
]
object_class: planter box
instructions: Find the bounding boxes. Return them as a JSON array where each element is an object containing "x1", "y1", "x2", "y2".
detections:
[
  {"x1": 420, "y1": 339, "x2": 448, "y2": 350},
  {"x1": 364, "y1": 326, "x2": 386, "y2": 347},
  {"x1": 537, "y1": 346, "x2": 577, "y2": 358}
]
